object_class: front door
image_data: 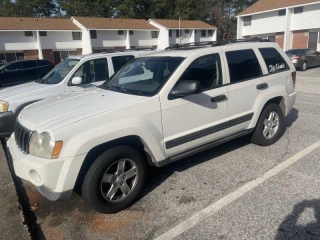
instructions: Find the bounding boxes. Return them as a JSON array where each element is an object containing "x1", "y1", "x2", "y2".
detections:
[
  {"x1": 65, "y1": 57, "x2": 110, "y2": 92},
  {"x1": 160, "y1": 53, "x2": 230, "y2": 157},
  {"x1": 308, "y1": 32, "x2": 318, "y2": 51}
]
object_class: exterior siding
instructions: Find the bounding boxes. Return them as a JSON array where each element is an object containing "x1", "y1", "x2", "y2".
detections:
[
  {"x1": 0, "y1": 31, "x2": 38, "y2": 51},
  {"x1": 129, "y1": 30, "x2": 158, "y2": 48},
  {"x1": 291, "y1": 3, "x2": 320, "y2": 31},
  {"x1": 91, "y1": 30, "x2": 126, "y2": 48},
  {"x1": 40, "y1": 31, "x2": 82, "y2": 50},
  {"x1": 242, "y1": 11, "x2": 286, "y2": 36},
  {"x1": 292, "y1": 30, "x2": 309, "y2": 49}
]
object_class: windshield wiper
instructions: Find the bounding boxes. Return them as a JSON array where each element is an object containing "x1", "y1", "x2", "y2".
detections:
[
  {"x1": 35, "y1": 78, "x2": 48, "y2": 84},
  {"x1": 111, "y1": 84, "x2": 127, "y2": 92}
]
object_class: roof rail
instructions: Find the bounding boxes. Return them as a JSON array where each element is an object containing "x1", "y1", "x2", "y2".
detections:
[
  {"x1": 165, "y1": 37, "x2": 270, "y2": 50},
  {"x1": 100, "y1": 48, "x2": 155, "y2": 54}
]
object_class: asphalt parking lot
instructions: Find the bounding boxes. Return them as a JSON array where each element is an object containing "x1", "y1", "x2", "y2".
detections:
[{"x1": 2, "y1": 67, "x2": 320, "y2": 240}]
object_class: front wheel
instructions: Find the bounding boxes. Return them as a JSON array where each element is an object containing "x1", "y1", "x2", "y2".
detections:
[
  {"x1": 82, "y1": 145, "x2": 146, "y2": 214},
  {"x1": 251, "y1": 103, "x2": 284, "y2": 146}
]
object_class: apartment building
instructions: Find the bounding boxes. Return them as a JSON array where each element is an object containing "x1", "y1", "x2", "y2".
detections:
[
  {"x1": 237, "y1": 0, "x2": 320, "y2": 51},
  {"x1": 148, "y1": 19, "x2": 217, "y2": 49},
  {"x1": 0, "y1": 17, "x2": 216, "y2": 64}
]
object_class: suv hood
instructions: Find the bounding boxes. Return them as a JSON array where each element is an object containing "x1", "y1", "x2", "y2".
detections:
[
  {"x1": 0, "y1": 82, "x2": 55, "y2": 101},
  {"x1": 19, "y1": 88, "x2": 147, "y2": 131}
]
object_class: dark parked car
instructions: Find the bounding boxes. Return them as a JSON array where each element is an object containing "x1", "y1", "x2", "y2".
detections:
[
  {"x1": 285, "y1": 48, "x2": 320, "y2": 71},
  {"x1": 0, "y1": 59, "x2": 54, "y2": 88}
]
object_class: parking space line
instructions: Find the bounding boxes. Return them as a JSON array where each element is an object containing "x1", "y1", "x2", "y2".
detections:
[{"x1": 155, "y1": 141, "x2": 320, "y2": 240}]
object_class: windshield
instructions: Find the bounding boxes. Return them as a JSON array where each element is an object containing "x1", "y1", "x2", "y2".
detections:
[
  {"x1": 104, "y1": 57, "x2": 184, "y2": 96},
  {"x1": 40, "y1": 58, "x2": 80, "y2": 84},
  {"x1": 286, "y1": 49, "x2": 305, "y2": 55}
]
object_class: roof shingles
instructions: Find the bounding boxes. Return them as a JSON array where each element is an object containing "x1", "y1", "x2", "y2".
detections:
[
  {"x1": 73, "y1": 17, "x2": 157, "y2": 30},
  {"x1": 150, "y1": 19, "x2": 216, "y2": 29},
  {"x1": 238, "y1": 0, "x2": 320, "y2": 16},
  {"x1": 0, "y1": 17, "x2": 80, "y2": 30}
]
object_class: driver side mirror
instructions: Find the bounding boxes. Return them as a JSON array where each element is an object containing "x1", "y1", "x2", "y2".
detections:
[
  {"x1": 71, "y1": 76, "x2": 82, "y2": 85},
  {"x1": 169, "y1": 80, "x2": 202, "y2": 99}
]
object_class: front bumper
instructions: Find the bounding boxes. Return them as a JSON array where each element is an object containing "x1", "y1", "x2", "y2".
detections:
[
  {"x1": 7, "y1": 135, "x2": 86, "y2": 201},
  {"x1": 0, "y1": 111, "x2": 16, "y2": 137}
]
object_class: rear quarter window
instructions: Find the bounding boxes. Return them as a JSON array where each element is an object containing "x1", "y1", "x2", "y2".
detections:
[{"x1": 259, "y1": 48, "x2": 289, "y2": 74}]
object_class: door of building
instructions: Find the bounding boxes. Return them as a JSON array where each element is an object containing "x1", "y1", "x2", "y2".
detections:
[{"x1": 308, "y1": 32, "x2": 318, "y2": 50}]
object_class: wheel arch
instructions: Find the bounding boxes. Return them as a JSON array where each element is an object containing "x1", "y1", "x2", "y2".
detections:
[{"x1": 74, "y1": 135, "x2": 154, "y2": 194}]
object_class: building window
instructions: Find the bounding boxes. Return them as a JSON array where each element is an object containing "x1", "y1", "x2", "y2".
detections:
[
  {"x1": 53, "y1": 50, "x2": 77, "y2": 64},
  {"x1": 176, "y1": 30, "x2": 180, "y2": 38},
  {"x1": 201, "y1": 30, "x2": 207, "y2": 37},
  {"x1": 72, "y1": 32, "x2": 82, "y2": 40},
  {"x1": 208, "y1": 30, "x2": 213, "y2": 36},
  {"x1": 294, "y1": 7, "x2": 303, "y2": 14},
  {"x1": 90, "y1": 30, "x2": 97, "y2": 39},
  {"x1": 24, "y1": 31, "x2": 33, "y2": 37},
  {"x1": 39, "y1": 31, "x2": 47, "y2": 36},
  {"x1": 268, "y1": 36, "x2": 276, "y2": 42},
  {"x1": 151, "y1": 31, "x2": 158, "y2": 38},
  {"x1": 244, "y1": 16, "x2": 252, "y2": 26},
  {"x1": 0, "y1": 52, "x2": 25, "y2": 64},
  {"x1": 278, "y1": 9, "x2": 286, "y2": 16},
  {"x1": 169, "y1": 29, "x2": 172, "y2": 37},
  {"x1": 118, "y1": 30, "x2": 124, "y2": 35},
  {"x1": 129, "y1": 30, "x2": 134, "y2": 35},
  {"x1": 185, "y1": 29, "x2": 189, "y2": 34}
]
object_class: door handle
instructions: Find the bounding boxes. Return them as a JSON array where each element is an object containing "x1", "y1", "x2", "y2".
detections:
[
  {"x1": 211, "y1": 94, "x2": 227, "y2": 103},
  {"x1": 256, "y1": 83, "x2": 268, "y2": 90}
]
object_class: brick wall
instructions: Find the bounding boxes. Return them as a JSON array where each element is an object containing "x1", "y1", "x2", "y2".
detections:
[
  {"x1": 292, "y1": 30, "x2": 308, "y2": 49},
  {"x1": 24, "y1": 50, "x2": 39, "y2": 60},
  {"x1": 76, "y1": 48, "x2": 82, "y2": 56},
  {"x1": 275, "y1": 32, "x2": 284, "y2": 49},
  {"x1": 42, "y1": 49, "x2": 55, "y2": 63}
]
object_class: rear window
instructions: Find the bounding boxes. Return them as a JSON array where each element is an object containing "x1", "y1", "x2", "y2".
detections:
[
  {"x1": 285, "y1": 49, "x2": 305, "y2": 55},
  {"x1": 226, "y1": 49, "x2": 262, "y2": 83},
  {"x1": 259, "y1": 48, "x2": 289, "y2": 74}
]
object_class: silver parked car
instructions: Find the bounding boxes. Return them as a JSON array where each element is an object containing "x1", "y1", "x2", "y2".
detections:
[{"x1": 285, "y1": 48, "x2": 320, "y2": 71}]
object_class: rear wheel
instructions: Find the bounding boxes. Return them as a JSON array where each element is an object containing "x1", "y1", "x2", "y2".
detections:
[
  {"x1": 301, "y1": 61, "x2": 307, "y2": 71},
  {"x1": 82, "y1": 145, "x2": 146, "y2": 213},
  {"x1": 251, "y1": 103, "x2": 284, "y2": 146}
]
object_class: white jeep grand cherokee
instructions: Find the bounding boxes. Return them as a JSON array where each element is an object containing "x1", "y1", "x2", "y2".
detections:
[{"x1": 8, "y1": 40, "x2": 296, "y2": 213}]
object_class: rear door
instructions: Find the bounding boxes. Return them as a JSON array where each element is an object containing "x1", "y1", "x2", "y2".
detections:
[
  {"x1": 306, "y1": 49, "x2": 318, "y2": 67},
  {"x1": 21, "y1": 60, "x2": 38, "y2": 82},
  {"x1": 225, "y1": 47, "x2": 269, "y2": 134}
]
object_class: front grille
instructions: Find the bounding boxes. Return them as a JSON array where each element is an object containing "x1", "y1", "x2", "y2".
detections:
[{"x1": 15, "y1": 122, "x2": 32, "y2": 153}]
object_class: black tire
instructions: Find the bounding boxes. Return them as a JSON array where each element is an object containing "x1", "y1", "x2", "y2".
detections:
[
  {"x1": 82, "y1": 145, "x2": 146, "y2": 214},
  {"x1": 251, "y1": 103, "x2": 284, "y2": 146}
]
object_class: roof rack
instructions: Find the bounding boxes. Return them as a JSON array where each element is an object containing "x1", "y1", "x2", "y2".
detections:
[
  {"x1": 100, "y1": 48, "x2": 155, "y2": 54},
  {"x1": 164, "y1": 37, "x2": 270, "y2": 50}
]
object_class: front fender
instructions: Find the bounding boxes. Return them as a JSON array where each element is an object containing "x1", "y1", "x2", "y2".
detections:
[{"x1": 55, "y1": 113, "x2": 166, "y2": 164}]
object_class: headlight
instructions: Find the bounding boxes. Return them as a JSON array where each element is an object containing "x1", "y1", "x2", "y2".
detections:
[
  {"x1": 0, "y1": 101, "x2": 8, "y2": 112},
  {"x1": 29, "y1": 131, "x2": 63, "y2": 159}
]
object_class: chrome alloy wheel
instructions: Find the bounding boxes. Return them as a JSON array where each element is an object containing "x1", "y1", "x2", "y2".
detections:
[
  {"x1": 100, "y1": 159, "x2": 138, "y2": 203},
  {"x1": 263, "y1": 111, "x2": 280, "y2": 139}
]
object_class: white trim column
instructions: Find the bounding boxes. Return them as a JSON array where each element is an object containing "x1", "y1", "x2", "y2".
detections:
[
  {"x1": 36, "y1": 31, "x2": 43, "y2": 59},
  {"x1": 126, "y1": 30, "x2": 131, "y2": 49},
  {"x1": 191, "y1": 29, "x2": 196, "y2": 43},
  {"x1": 284, "y1": 8, "x2": 293, "y2": 51}
]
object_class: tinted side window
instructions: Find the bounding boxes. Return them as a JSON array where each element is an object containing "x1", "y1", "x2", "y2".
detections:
[
  {"x1": 38, "y1": 60, "x2": 50, "y2": 67},
  {"x1": 6, "y1": 62, "x2": 21, "y2": 71},
  {"x1": 259, "y1": 48, "x2": 289, "y2": 74},
  {"x1": 178, "y1": 54, "x2": 223, "y2": 91},
  {"x1": 226, "y1": 49, "x2": 262, "y2": 83},
  {"x1": 22, "y1": 61, "x2": 37, "y2": 69},
  {"x1": 112, "y1": 55, "x2": 135, "y2": 72}
]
